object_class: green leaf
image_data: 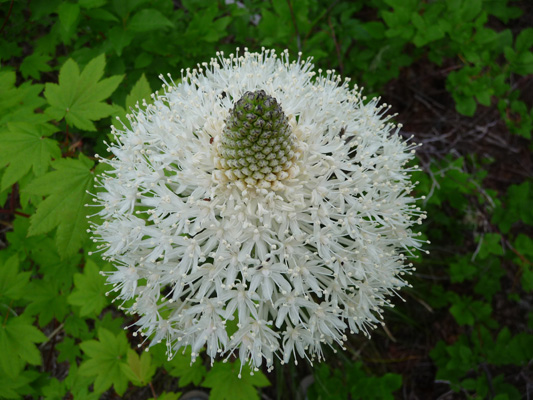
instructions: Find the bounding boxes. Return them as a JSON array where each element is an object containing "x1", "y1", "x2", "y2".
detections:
[
  {"x1": 455, "y1": 95, "x2": 477, "y2": 116},
  {"x1": 134, "y1": 52, "x2": 153, "y2": 69},
  {"x1": 149, "y1": 392, "x2": 182, "y2": 400},
  {"x1": 166, "y1": 347, "x2": 207, "y2": 386},
  {"x1": 350, "y1": 367, "x2": 402, "y2": 400},
  {"x1": 41, "y1": 377, "x2": 67, "y2": 400},
  {"x1": 0, "y1": 369, "x2": 40, "y2": 399},
  {"x1": 202, "y1": 362, "x2": 270, "y2": 400},
  {"x1": 0, "y1": 314, "x2": 47, "y2": 378},
  {"x1": 94, "y1": 312, "x2": 125, "y2": 335},
  {"x1": 85, "y1": 7, "x2": 120, "y2": 21},
  {"x1": 112, "y1": 0, "x2": 149, "y2": 18},
  {"x1": 29, "y1": 236, "x2": 81, "y2": 287},
  {"x1": 449, "y1": 257, "x2": 477, "y2": 283},
  {"x1": 25, "y1": 278, "x2": 70, "y2": 326},
  {"x1": 128, "y1": 9, "x2": 173, "y2": 32},
  {"x1": 64, "y1": 314, "x2": 92, "y2": 340},
  {"x1": 79, "y1": 0, "x2": 107, "y2": 8},
  {"x1": 515, "y1": 27, "x2": 533, "y2": 53},
  {"x1": 308, "y1": 363, "x2": 348, "y2": 400},
  {"x1": 126, "y1": 73, "x2": 152, "y2": 110},
  {"x1": 25, "y1": 155, "x2": 95, "y2": 258},
  {"x1": 20, "y1": 53, "x2": 52, "y2": 80},
  {"x1": 79, "y1": 328, "x2": 130, "y2": 395},
  {"x1": 57, "y1": 2, "x2": 80, "y2": 36},
  {"x1": 0, "y1": 255, "x2": 30, "y2": 300},
  {"x1": 57, "y1": 336, "x2": 82, "y2": 363},
  {"x1": 0, "y1": 122, "x2": 61, "y2": 191},
  {"x1": 121, "y1": 349, "x2": 156, "y2": 386},
  {"x1": 44, "y1": 55, "x2": 123, "y2": 131},
  {"x1": 0, "y1": 71, "x2": 46, "y2": 125},
  {"x1": 108, "y1": 26, "x2": 134, "y2": 56},
  {"x1": 449, "y1": 297, "x2": 492, "y2": 326},
  {"x1": 64, "y1": 363, "x2": 100, "y2": 400},
  {"x1": 68, "y1": 259, "x2": 109, "y2": 317},
  {"x1": 477, "y1": 233, "x2": 504, "y2": 259},
  {"x1": 474, "y1": 258, "x2": 504, "y2": 301},
  {"x1": 114, "y1": 73, "x2": 153, "y2": 128}
]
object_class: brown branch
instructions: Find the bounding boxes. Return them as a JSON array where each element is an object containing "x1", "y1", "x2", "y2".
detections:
[
  {"x1": 286, "y1": 0, "x2": 301, "y2": 51},
  {"x1": 0, "y1": 0, "x2": 14, "y2": 35},
  {"x1": 149, "y1": 382, "x2": 157, "y2": 399},
  {"x1": 328, "y1": 16, "x2": 343, "y2": 75}
]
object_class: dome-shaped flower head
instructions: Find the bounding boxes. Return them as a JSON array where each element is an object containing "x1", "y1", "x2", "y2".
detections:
[{"x1": 91, "y1": 48, "x2": 427, "y2": 375}]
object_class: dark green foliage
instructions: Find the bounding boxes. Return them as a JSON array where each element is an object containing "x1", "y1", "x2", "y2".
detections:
[
  {"x1": 308, "y1": 362, "x2": 402, "y2": 400},
  {"x1": 0, "y1": 0, "x2": 531, "y2": 399}
]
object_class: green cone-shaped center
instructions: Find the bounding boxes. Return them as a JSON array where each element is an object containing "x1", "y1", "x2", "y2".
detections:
[{"x1": 217, "y1": 90, "x2": 297, "y2": 189}]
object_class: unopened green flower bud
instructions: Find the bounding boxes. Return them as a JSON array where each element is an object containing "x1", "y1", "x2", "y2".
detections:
[{"x1": 217, "y1": 90, "x2": 297, "y2": 189}]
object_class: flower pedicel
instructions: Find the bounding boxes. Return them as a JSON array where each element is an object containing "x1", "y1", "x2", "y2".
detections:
[{"x1": 90, "y1": 48, "x2": 428, "y2": 376}]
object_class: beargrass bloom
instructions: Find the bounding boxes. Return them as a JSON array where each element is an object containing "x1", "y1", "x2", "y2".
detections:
[{"x1": 90, "y1": 48, "x2": 427, "y2": 374}]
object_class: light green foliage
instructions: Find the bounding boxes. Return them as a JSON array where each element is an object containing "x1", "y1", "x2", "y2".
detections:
[
  {"x1": 56, "y1": 336, "x2": 82, "y2": 363},
  {"x1": 44, "y1": 55, "x2": 123, "y2": 131},
  {"x1": 0, "y1": 370, "x2": 40, "y2": 400},
  {"x1": 128, "y1": 9, "x2": 174, "y2": 32},
  {"x1": 0, "y1": 314, "x2": 47, "y2": 378},
  {"x1": 0, "y1": 72, "x2": 46, "y2": 125},
  {"x1": 79, "y1": 328, "x2": 130, "y2": 395},
  {"x1": 113, "y1": 73, "x2": 153, "y2": 128},
  {"x1": 25, "y1": 155, "x2": 95, "y2": 258},
  {"x1": 121, "y1": 349, "x2": 157, "y2": 386},
  {"x1": 25, "y1": 277, "x2": 70, "y2": 327},
  {"x1": 0, "y1": 122, "x2": 61, "y2": 191},
  {"x1": 202, "y1": 362, "x2": 270, "y2": 400},
  {"x1": 57, "y1": 2, "x2": 81, "y2": 44},
  {"x1": 68, "y1": 259, "x2": 110, "y2": 317},
  {"x1": 164, "y1": 346, "x2": 207, "y2": 387},
  {"x1": 19, "y1": 53, "x2": 53, "y2": 80}
]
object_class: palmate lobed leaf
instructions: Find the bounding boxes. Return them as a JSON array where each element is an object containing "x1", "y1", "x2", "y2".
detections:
[
  {"x1": 165, "y1": 346, "x2": 207, "y2": 386},
  {"x1": 0, "y1": 71, "x2": 46, "y2": 126},
  {"x1": 79, "y1": 328, "x2": 130, "y2": 395},
  {"x1": 121, "y1": 349, "x2": 156, "y2": 386},
  {"x1": 0, "y1": 254, "x2": 31, "y2": 300},
  {"x1": 0, "y1": 370, "x2": 40, "y2": 399},
  {"x1": 67, "y1": 259, "x2": 109, "y2": 317},
  {"x1": 44, "y1": 54, "x2": 123, "y2": 131},
  {"x1": 24, "y1": 154, "x2": 95, "y2": 258},
  {"x1": 0, "y1": 314, "x2": 47, "y2": 378},
  {"x1": 113, "y1": 73, "x2": 153, "y2": 129},
  {"x1": 0, "y1": 122, "x2": 61, "y2": 191},
  {"x1": 202, "y1": 362, "x2": 270, "y2": 400},
  {"x1": 128, "y1": 8, "x2": 173, "y2": 32},
  {"x1": 20, "y1": 52, "x2": 53, "y2": 80},
  {"x1": 25, "y1": 278, "x2": 70, "y2": 327}
]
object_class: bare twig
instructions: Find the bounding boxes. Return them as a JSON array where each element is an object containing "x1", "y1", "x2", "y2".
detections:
[
  {"x1": 286, "y1": 0, "x2": 301, "y2": 51},
  {"x1": 328, "y1": 16, "x2": 343, "y2": 75},
  {"x1": 0, "y1": 0, "x2": 14, "y2": 35}
]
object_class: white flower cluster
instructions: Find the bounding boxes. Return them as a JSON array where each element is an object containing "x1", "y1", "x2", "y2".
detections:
[{"x1": 90, "y1": 48, "x2": 426, "y2": 375}]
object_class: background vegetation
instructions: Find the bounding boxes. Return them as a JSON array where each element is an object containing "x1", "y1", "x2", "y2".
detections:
[{"x1": 0, "y1": 0, "x2": 531, "y2": 399}]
